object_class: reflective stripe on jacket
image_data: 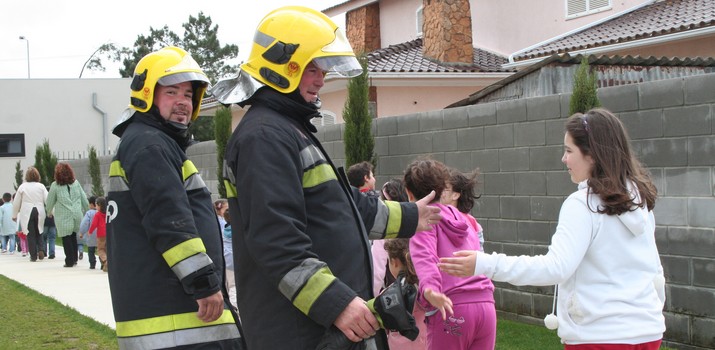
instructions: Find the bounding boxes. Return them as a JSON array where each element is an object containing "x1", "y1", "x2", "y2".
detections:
[
  {"x1": 224, "y1": 89, "x2": 418, "y2": 349},
  {"x1": 107, "y1": 114, "x2": 243, "y2": 349}
]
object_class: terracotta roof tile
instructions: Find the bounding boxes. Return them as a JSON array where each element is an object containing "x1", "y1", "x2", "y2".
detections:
[
  {"x1": 515, "y1": 0, "x2": 715, "y2": 61},
  {"x1": 368, "y1": 38, "x2": 514, "y2": 73}
]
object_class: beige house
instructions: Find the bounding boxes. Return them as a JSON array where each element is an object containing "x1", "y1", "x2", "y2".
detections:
[{"x1": 315, "y1": 0, "x2": 715, "y2": 121}]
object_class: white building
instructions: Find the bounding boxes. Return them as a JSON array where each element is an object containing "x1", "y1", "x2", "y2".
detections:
[{"x1": 0, "y1": 78, "x2": 131, "y2": 190}]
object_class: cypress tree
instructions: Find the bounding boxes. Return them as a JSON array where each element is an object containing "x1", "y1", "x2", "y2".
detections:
[
  {"x1": 343, "y1": 54, "x2": 376, "y2": 168},
  {"x1": 14, "y1": 160, "x2": 23, "y2": 190},
  {"x1": 570, "y1": 56, "x2": 601, "y2": 115},
  {"x1": 34, "y1": 139, "x2": 58, "y2": 188},
  {"x1": 88, "y1": 145, "x2": 104, "y2": 196}
]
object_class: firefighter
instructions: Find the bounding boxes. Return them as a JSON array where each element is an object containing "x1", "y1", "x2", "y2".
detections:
[
  {"x1": 211, "y1": 6, "x2": 442, "y2": 350},
  {"x1": 107, "y1": 46, "x2": 244, "y2": 349}
]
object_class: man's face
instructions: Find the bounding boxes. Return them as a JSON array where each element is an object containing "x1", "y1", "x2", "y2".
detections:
[
  {"x1": 298, "y1": 61, "x2": 325, "y2": 104},
  {"x1": 154, "y1": 81, "x2": 194, "y2": 125}
]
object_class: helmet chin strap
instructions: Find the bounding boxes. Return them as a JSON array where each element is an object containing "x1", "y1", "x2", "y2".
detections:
[{"x1": 310, "y1": 96, "x2": 322, "y2": 110}]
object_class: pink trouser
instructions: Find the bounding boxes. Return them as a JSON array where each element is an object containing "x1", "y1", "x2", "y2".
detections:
[
  {"x1": 565, "y1": 340, "x2": 662, "y2": 350},
  {"x1": 425, "y1": 301, "x2": 497, "y2": 350}
]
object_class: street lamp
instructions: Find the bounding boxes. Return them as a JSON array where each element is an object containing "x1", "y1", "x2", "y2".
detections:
[{"x1": 18, "y1": 36, "x2": 30, "y2": 79}]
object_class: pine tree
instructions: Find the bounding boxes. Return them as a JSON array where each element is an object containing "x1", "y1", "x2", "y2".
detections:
[
  {"x1": 214, "y1": 106, "x2": 232, "y2": 198},
  {"x1": 569, "y1": 56, "x2": 601, "y2": 115},
  {"x1": 34, "y1": 139, "x2": 58, "y2": 188},
  {"x1": 343, "y1": 54, "x2": 376, "y2": 168},
  {"x1": 13, "y1": 160, "x2": 23, "y2": 190},
  {"x1": 88, "y1": 145, "x2": 104, "y2": 197}
]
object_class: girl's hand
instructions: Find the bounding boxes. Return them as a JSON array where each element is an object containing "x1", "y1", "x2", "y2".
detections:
[
  {"x1": 438, "y1": 250, "x2": 477, "y2": 277},
  {"x1": 424, "y1": 288, "x2": 453, "y2": 320}
]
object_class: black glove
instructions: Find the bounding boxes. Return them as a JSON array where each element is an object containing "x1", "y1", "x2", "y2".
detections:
[
  {"x1": 315, "y1": 326, "x2": 366, "y2": 350},
  {"x1": 368, "y1": 273, "x2": 419, "y2": 341}
]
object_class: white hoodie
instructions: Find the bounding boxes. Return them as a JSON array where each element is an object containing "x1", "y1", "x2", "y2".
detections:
[{"x1": 475, "y1": 181, "x2": 665, "y2": 344}]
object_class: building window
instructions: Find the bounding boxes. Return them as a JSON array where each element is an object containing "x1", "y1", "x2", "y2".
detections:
[
  {"x1": 416, "y1": 6, "x2": 424, "y2": 37},
  {"x1": 0, "y1": 134, "x2": 25, "y2": 157},
  {"x1": 311, "y1": 111, "x2": 336, "y2": 126},
  {"x1": 566, "y1": 0, "x2": 611, "y2": 18}
]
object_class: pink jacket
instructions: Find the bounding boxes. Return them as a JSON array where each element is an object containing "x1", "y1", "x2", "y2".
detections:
[{"x1": 410, "y1": 203, "x2": 494, "y2": 309}]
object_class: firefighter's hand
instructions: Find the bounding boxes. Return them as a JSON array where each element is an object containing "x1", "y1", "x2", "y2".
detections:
[
  {"x1": 196, "y1": 291, "x2": 223, "y2": 323},
  {"x1": 415, "y1": 191, "x2": 442, "y2": 232},
  {"x1": 334, "y1": 297, "x2": 379, "y2": 342}
]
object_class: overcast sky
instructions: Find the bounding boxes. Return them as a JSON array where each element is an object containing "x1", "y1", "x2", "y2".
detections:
[{"x1": 1, "y1": 0, "x2": 345, "y2": 79}]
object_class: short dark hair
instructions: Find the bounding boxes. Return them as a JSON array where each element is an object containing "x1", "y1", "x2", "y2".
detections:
[
  {"x1": 2, "y1": 193, "x2": 11, "y2": 202},
  {"x1": 95, "y1": 197, "x2": 107, "y2": 214},
  {"x1": 346, "y1": 161, "x2": 374, "y2": 188},
  {"x1": 88, "y1": 196, "x2": 97, "y2": 205}
]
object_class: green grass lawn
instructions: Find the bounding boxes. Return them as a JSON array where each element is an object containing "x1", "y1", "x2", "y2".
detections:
[
  {"x1": 496, "y1": 317, "x2": 562, "y2": 349},
  {"x1": 0, "y1": 274, "x2": 672, "y2": 349},
  {"x1": 0, "y1": 275, "x2": 118, "y2": 350}
]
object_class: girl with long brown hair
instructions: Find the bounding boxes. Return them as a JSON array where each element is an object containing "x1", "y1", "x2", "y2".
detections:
[{"x1": 440, "y1": 108, "x2": 665, "y2": 349}]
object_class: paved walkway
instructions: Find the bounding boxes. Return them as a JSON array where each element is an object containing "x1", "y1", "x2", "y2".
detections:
[{"x1": 0, "y1": 248, "x2": 115, "y2": 329}]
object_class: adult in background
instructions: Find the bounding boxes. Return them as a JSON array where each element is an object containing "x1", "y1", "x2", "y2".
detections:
[
  {"x1": 440, "y1": 108, "x2": 666, "y2": 348},
  {"x1": 46, "y1": 162, "x2": 89, "y2": 268},
  {"x1": 212, "y1": 6, "x2": 441, "y2": 349},
  {"x1": 106, "y1": 46, "x2": 244, "y2": 349},
  {"x1": 12, "y1": 166, "x2": 48, "y2": 262}
]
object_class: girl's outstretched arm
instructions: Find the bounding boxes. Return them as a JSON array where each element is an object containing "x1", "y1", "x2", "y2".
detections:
[{"x1": 439, "y1": 250, "x2": 477, "y2": 277}]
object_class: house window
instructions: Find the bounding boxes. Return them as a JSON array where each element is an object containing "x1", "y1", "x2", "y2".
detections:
[
  {"x1": 0, "y1": 134, "x2": 25, "y2": 157},
  {"x1": 416, "y1": 6, "x2": 424, "y2": 37},
  {"x1": 566, "y1": 0, "x2": 611, "y2": 18},
  {"x1": 311, "y1": 111, "x2": 336, "y2": 126}
]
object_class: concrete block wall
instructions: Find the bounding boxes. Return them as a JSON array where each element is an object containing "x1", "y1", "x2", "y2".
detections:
[
  {"x1": 68, "y1": 73, "x2": 715, "y2": 349},
  {"x1": 69, "y1": 140, "x2": 222, "y2": 201},
  {"x1": 317, "y1": 73, "x2": 715, "y2": 350}
]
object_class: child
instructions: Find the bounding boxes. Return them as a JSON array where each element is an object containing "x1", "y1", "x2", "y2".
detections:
[
  {"x1": 222, "y1": 210, "x2": 237, "y2": 310},
  {"x1": 439, "y1": 109, "x2": 666, "y2": 347},
  {"x1": 0, "y1": 193, "x2": 16, "y2": 254},
  {"x1": 16, "y1": 223, "x2": 27, "y2": 257},
  {"x1": 77, "y1": 196, "x2": 96, "y2": 261},
  {"x1": 441, "y1": 169, "x2": 485, "y2": 251},
  {"x1": 403, "y1": 158, "x2": 496, "y2": 350},
  {"x1": 371, "y1": 178, "x2": 409, "y2": 296},
  {"x1": 88, "y1": 197, "x2": 107, "y2": 272},
  {"x1": 214, "y1": 199, "x2": 228, "y2": 236},
  {"x1": 79, "y1": 196, "x2": 98, "y2": 269},
  {"x1": 383, "y1": 238, "x2": 427, "y2": 350}
]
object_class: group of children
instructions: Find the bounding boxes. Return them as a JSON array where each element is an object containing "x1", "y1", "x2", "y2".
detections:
[
  {"x1": 371, "y1": 159, "x2": 495, "y2": 350},
  {"x1": 78, "y1": 196, "x2": 108, "y2": 271},
  {"x1": 0, "y1": 191, "x2": 107, "y2": 271}
]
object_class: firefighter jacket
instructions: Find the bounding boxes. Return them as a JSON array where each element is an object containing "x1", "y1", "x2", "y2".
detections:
[
  {"x1": 224, "y1": 88, "x2": 419, "y2": 349},
  {"x1": 107, "y1": 112, "x2": 244, "y2": 349}
]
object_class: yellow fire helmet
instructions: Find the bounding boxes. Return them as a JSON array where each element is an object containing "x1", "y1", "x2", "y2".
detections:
[
  {"x1": 129, "y1": 46, "x2": 210, "y2": 121},
  {"x1": 241, "y1": 5, "x2": 363, "y2": 94}
]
